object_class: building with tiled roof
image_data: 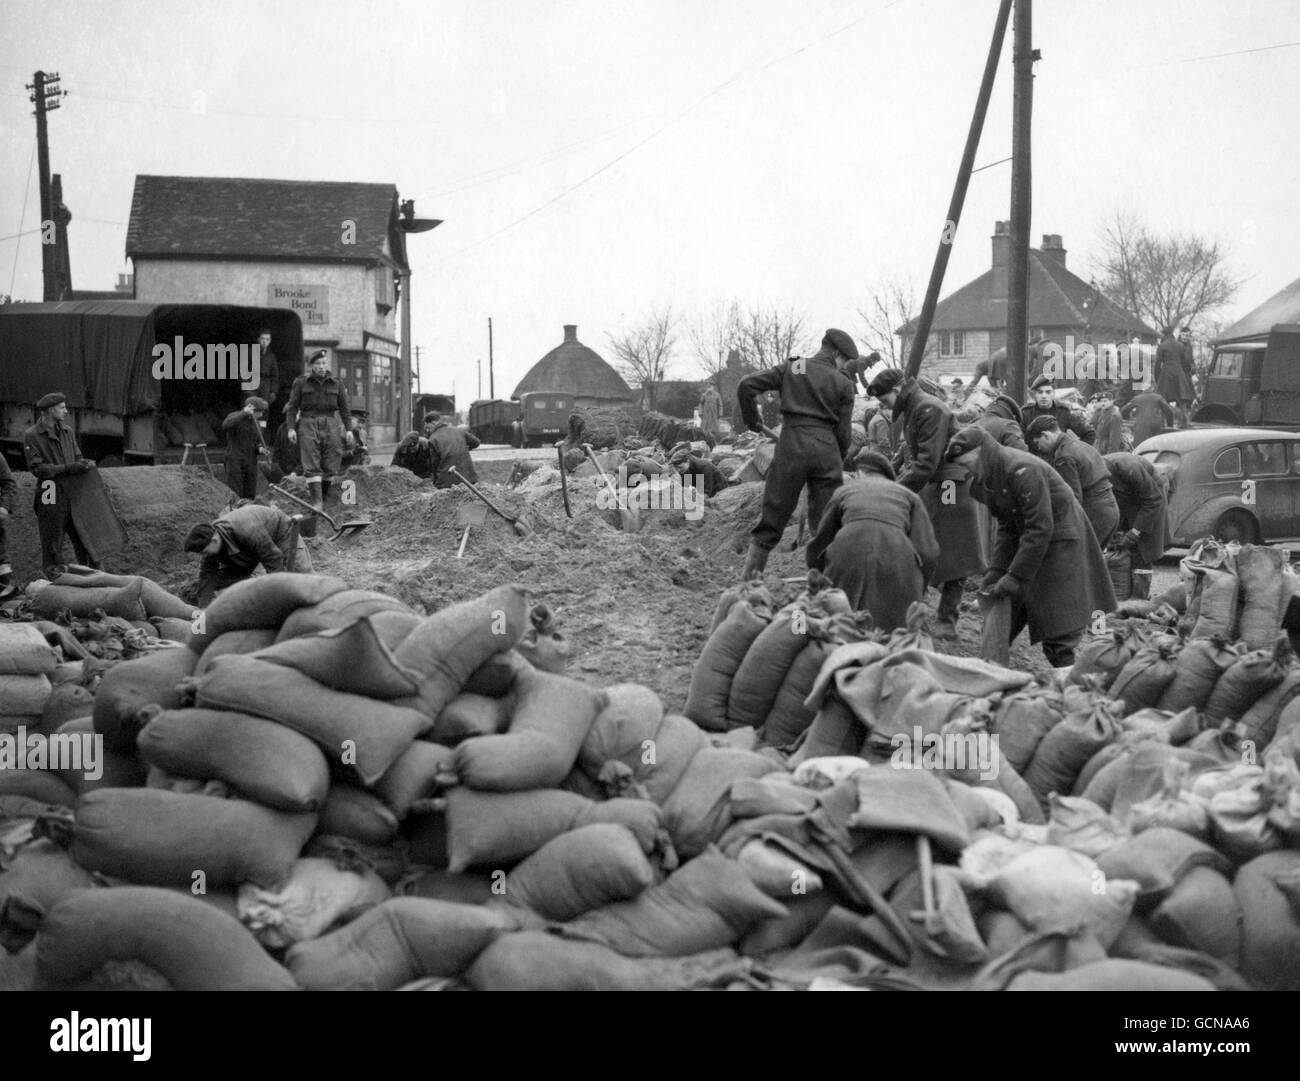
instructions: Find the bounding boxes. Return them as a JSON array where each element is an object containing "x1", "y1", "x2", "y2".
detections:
[
  {"x1": 898, "y1": 221, "x2": 1156, "y2": 384},
  {"x1": 126, "y1": 175, "x2": 416, "y2": 442},
  {"x1": 512, "y1": 324, "x2": 635, "y2": 407}
]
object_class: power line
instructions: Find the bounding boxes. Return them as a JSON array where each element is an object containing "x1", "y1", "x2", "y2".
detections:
[
  {"x1": 1151, "y1": 38, "x2": 1300, "y2": 67},
  {"x1": 8, "y1": 139, "x2": 36, "y2": 296}
]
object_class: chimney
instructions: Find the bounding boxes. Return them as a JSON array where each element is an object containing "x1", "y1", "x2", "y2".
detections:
[
  {"x1": 1041, "y1": 234, "x2": 1067, "y2": 267},
  {"x1": 115, "y1": 272, "x2": 134, "y2": 293},
  {"x1": 563, "y1": 324, "x2": 577, "y2": 343},
  {"x1": 990, "y1": 221, "x2": 1010, "y2": 301}
]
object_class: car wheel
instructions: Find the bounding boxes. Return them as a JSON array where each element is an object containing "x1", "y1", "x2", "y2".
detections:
[{"x1": 1213, "y1": 509, "x2": 1258, "y2": 545}]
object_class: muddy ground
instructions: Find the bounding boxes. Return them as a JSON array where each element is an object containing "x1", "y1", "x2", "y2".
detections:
[{"x1": 2, "y1": 461, "x2": 1176, "y2": 712}]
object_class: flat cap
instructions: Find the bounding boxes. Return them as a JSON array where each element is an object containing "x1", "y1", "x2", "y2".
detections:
[
  {"x1": 183, "y1": 522, "x2": 215, "y2": 553},
  {"x1": 36, "y1": 392, "x2": 66, "y2": 410},
  {"x1": 852, "y1": 447, "x2": 896, "y2": 480},
  {"x1": 946, "y1": 425, "x2": 993, "y2": 462},
  {"x1": 246, "y1": 396, "x2": 269, "y2": 412},
  {"x1": 822, "y1": 328, "x2": 859, "y2": 361},
  {"x1": 866, "y1": 368, "x2": 906, "y2": 398},
  {"x1": 987, "y1": 394, "x2": 1023, "y2": 425},
  {"x1": 1030, "y1": 374, "x2": 1055, "y2": 390},
  {"x1": 1024, "y1": 414, "x2": 1060, "y2": 439}
]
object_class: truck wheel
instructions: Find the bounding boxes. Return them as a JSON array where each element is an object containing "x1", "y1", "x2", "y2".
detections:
[{"x1": 1213, "y1": 509, "x2": 1258, "y2": 545}]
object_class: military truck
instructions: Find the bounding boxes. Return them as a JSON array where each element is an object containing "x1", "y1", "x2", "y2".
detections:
[
  {"x1": 1194, "y1": 324, "x2": 1300, "y2": 428},
  {"x1": 0, "y1": 300, "x2": 303, "y2": 469}
]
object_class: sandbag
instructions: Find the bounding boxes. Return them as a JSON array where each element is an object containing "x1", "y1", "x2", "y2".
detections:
[
  {"x1": 0, "y1": 675, "x2": 53, "y2": 718},
  {"x1": 92, "y1": 646, "x2": 198, "y2": 753},
  {"x1": 57, "y1": 741, "x2": 148, "y2": 797},
  {"x1": 501, "y1": 823, "x2": 655, "y2": 921},
  {"x1": 40, "y1": 683, "x2": 94, "y2": 729},
  {"x1": 988, "y1": 845, "x2": 1137, "y2": 948},
  {"x1": 1236, "y1": 546, "x2": 1288, "y2": 650},
  {"x1": 684, "y1": 601, "x2": 769, "y2": 732},
  {"x1": 1203, "y1": 647, "x2": 1286, "y2": 725},
  {"x1": 194, "y1": 654, "x2": 427, "y2": 785},
  {"x1": 397, "y1": 868, "x2": 495, "y2": 906},
  {"x1": 317, "y1": 785, "x2": 400, "y2": 845},
  {"x1": 467, "y1": 932, "x2": 750, "y2": 991},
  {"x1": 789, "y1": 698, "x2": 863, "y2": 764},
  {"x1": 1190, "y1": 568, "x2": 1239, "y2": 640},
  {"x1": 275, "y1": 589, "x2": 414, "y2": 641},
  {"x1": 761, "y1": 641, "x2": 831, "y2": 750},
  {"x1": 427, "y1": 692, "x2": 513, "y2": 745},
  {"x1": 727, "y1": 612, "x2": 813, "y2": 730},
  {"x1": 1069, "y1": 625, "x2": 1141, "y2": 692},
  {"x1": 1073, "y1": 742, "x2": 1131, "y2": 800},
  {"x1": 1128, "y1": 759, "x2": 1210, "y2": 840},
  {"x1": 0, "y1": 840, "x2": 97, "y2": 952},
  {"x1": 1239, "y1": 672, "x2": 1300, "y2": 748},
  {"x1": 581, "y1": 711, "x2": 708, "y2": 805},
  {"x1": 136, "y1": 705, "x2": 329, "y2": 813},
  {"x1": 1022, "y1": 695, "x2": 1122, "y2": 807},
  {"x1": 1234, "y1": 851, "x2": 1300, "y2": 990},
  {"x1": 394, "y1": 585, "x2": 530, "y2": 719},
  {"x1": 72, "y1": 788, "x2": 316, "y2": 888},
  {"x1": 1108, "y1": 635, "x2": 1181, "y2": 713},
  {"x1": 1095, "y1": 827, "x2": 1230, "y2": 907},
  {"x1": 444, "y1": 787, "x2": 662, "y2": 873},
  {"x1": 194, "y1": 628, "x2": 278, "y2": 677},
  {"x1": 993, "y1": 689, "x2": 1064, "y2": 774},
  {"x1": 1106, "y1": 546, "x2": 1133, "y2": 602},
  {"x1": 1156, "y1": 635, "x2": 1241, "y2": 713},
  {"x1": 373, "y1": 741, "x2": 457, "y2": 819},
  {"x1": 51, "y1": 569, "x2": 195, "y2": 621},
  {"x1": 150, "y1": 617, "x2": 193, "y2": 644},
  {"x1": 253, "y1": 618, "x2": 421, "y2": 699},
  {"x1": 186, "y1": 572, "x2": 349, "y2": 653},
  {"x1": 30, "y1": 580, "x2": 147, "y2": 621},
  {"x1": 577, "y1": 683, "x2": 665, "y2": 779},
  {"x1": 1043, "y1": 794, "x2": 1127, "y2": 859},
  {"x1": 0, "y1": 624, "x2": 58, "y2": 677},
  {"x1": 661, "y1": 748, "x2": 781, "y2": 860},
  {"x1": 49, "y1": 662, "x2": 84, "y2": 686},
  {"x1": 1149, "y1": 866, "x2": 1240, "y2": 966},
  {"x1": 1007, "y1": 960, "x2": 1216, "y2": 991},
  {"x1": 557, "y1": 848, "x2": 787, "y2": 957},
  {"x1": 35, "y1": 887, "x2": 297, "y2": 991},
  {"x1": 460, "y1": 650, "x2": 528, "y2": 698},
  {"x1": 0, "y1": 769, "x2": 77, "y2": 807},
  {"x1": 237, "y1": 857, "x2": 390, "y2": 949},
  {"x1": 286, "y1": 897, "x2": 518, "y2": 990},
  {"x1": 454, "y1": 667, "x2": 604, "y2": 791}
]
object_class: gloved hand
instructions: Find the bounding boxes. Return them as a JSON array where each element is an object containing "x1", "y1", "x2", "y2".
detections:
[
  {"x1": 1119, "y1": 529, "x2": 1142, "y2": 552},
  {"x1": 991, "y1": 574, "x2": 1020, "y2": 599},
  {"x1": 67, "y1": 460, "x2": 90, "y2": 475},
  {"x1": 287, "y1": 429, "x2": 298, "y2": 443},
  {"x1": 980, "y1": 570, "x2": 1003, "y2": 591}
]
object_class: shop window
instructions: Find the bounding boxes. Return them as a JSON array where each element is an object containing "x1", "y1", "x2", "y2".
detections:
[{"x1": 370, "y1": 354, "x2": 394, "y2": 424}]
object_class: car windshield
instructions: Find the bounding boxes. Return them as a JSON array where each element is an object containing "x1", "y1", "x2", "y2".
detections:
[{"x1": 1211, "y1": 352, "x2": 1248, "y2": 378}]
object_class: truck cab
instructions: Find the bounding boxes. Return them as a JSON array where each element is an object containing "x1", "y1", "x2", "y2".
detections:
[
  {"x1": 1195, "y1": 324, "x2": 1300, "y2": 429},
  {"x1": 515, "y1": 392, "x2": 573, "y2": 448}
]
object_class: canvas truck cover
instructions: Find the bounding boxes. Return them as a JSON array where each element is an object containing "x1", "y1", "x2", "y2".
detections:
[
  {"x1": 1260, "y1": 324, "x2": 1300, "y2": 393},
  {"x1": 0, "y1": 301, "x2": 303, "y2": 415}
]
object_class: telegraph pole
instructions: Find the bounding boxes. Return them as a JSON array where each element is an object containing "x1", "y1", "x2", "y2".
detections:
[
  {"x1": 414, "y1": 345, "x2": 422, "y2": 394},
  {"x1": 477, "y1": 358, "x2": 482, "y2": 400},
  {"x1": 488, "y1": 317, "x2": 495, "y2": 399},
  {"x1": 28, "y1": 71, "x2": 66, "y2": 302},
  {"x1": 1006, "y1": 0, "x2": 1037, "y2": 401}
]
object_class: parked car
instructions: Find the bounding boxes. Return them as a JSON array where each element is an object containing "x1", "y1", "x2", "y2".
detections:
[{"x1": 1137, "y1": 426, "x2": 1300, "y2": 545}]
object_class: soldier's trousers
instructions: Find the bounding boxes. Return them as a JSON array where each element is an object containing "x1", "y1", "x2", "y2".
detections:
[
  {"x1": 298, "y1": 414, "x2": 343, "y2": 480},
  {"x1": 751, "y1": 423, "x2": 844, "y2": 552},
  {"x1": 225, "y1": 455, "x2": 259, "y2": 501},
  {"x1": 33, "y1": 489, "x2": 94, "y2": 576}
]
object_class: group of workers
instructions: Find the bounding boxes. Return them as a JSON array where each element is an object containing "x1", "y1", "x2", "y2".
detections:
[{"x1": 739, "y1": 328, "x2": 1174, "y2": 667}]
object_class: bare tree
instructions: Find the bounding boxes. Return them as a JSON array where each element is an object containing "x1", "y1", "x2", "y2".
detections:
[
  {"x1": 736, "y1": 303, "x2": 808, "y2": 370},
  {"x1": 856, "y1": 272, "x2": 919, "y2": 366},
  {"x1": 607, "y1": 304, "x2": 678, "y2": 411},
  {"x1": 685, "y1": 299, "x2": 744, "y2": 380},
  {"x1": 1093, "y1": 209, "x2": 1243, "y2": 333}
]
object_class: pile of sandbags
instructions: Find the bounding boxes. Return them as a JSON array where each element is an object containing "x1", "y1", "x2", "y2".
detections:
[
  {"x1": 1179, "y1": 539, "x2": 1295, "y2": 650},
  {"x1": 638, "y1": 412, "x2": 706, "y2": 452},
  {"x1": 683, "y1": 578, "x2": 873, "y2": 746}
]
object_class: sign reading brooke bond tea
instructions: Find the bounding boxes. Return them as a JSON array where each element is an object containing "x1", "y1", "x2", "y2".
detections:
[{"x1": 269, "y1": 284, "x2": 329, "y2": 325}]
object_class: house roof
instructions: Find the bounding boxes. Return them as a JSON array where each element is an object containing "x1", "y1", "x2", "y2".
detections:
[
  {"x1": 126, "y1": 176, "x2": 409, "y2": 268},
  {"x1": 512, "y1": 326, "x2": 634, "y2": 401},
  {"x1": 1217, "y1": 274, "x2": 1300, "y2": 342},
  {"x1": 899, "y1": 248, "x2": 1155, "y2": 337}
]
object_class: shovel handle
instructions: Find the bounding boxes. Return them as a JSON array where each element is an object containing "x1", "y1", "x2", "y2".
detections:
[{"x1": 916, "y1": 834, "x2": 936, "y2": 919}]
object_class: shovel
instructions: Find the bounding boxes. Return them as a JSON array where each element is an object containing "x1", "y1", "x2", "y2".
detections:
[
  {"x1": 555, "y1": 441, "x2": 573, "y2": 518},
  {"x1": 455, "y1": 502, "x2": 488, "y2": 558},
  {"x1": 269, "y1": 483, "x2": 372, "y2": 541},
  {"x1": 447, "y1": 466, "x2": 532, "y2": 537},
  {"x1": 583, "y1": 443, "x2": 640, "y2": 533}
]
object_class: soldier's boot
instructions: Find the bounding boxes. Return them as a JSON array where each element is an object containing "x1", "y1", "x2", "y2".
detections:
[
  {"x1": 741, "y1": 542, "x2": 770, "y2": 581},
  {"x1": 1132, "y1": 568, "x2": 1152, "y2": 600},
  {"x1": 320, "y1": 476, "x2": 333, "y2": 504},
  {"x1": 307, "y1": 476, "x2": 324, "y2": 512},
  {"x1": 933, "y1": 579, "x2": 964, "y2": 640}
]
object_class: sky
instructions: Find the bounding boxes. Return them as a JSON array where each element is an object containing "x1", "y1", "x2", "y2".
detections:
[{"x1": 3, "y1": 0, "x2": 1299, "y2": 401}]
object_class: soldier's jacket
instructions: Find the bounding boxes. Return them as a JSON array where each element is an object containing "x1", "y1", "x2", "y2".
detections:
[
  {"x1": 286, "y1": 372, "x2": 350, "y2": 425},
  {"x1": 1045, "y1": 430, "x2": 1113, "y2": 504},
  {"x1": 737, "y1": 355, "x2": 855, "y2": 456},
  {"x1": 23, "y1": 416, "x2": 82, "y2": 480},
  {"x1": 1021, "y1": 401, "x2": 1096, "y2": 445},
  {"x1": 0, "y1": 454, "x2": 15, "y2": 514},
  {"x1": 893, "y1": 377, "x2": 965, "y2": 492}
]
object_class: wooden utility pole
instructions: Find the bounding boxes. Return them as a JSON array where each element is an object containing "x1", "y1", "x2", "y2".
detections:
[
  {"x1": 477, "y1": 358, "x2": 482, "y2": 399},
  {"x1": 488, "y1": 317, "x2": 495, "y2": 398},
  {"x1": 1006, "y1": 0, "x2": 1036, "y2": 401},
  {"x1": 28, "y1": 71, "x2": 65, "y2": 302},
  {"x1": 904, "y1": 0, "x2": 1013, "y2": 381}
]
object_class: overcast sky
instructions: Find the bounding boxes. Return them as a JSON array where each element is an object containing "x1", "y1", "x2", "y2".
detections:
[{"x1": 3, "y1": 0, "x2": 1299, "y2": 399}]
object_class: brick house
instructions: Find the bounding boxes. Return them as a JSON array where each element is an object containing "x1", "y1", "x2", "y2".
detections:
[
  {"x1": 126, "y1": 176, "x2": 413, "y2": 444},
  {"x1": 898, "y1": 221, "x2": 1155, "y2": 388}
]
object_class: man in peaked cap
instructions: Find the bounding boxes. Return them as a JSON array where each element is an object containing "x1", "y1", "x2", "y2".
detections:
[
  {"x1": 735, "y1": 329, "x2": 857, "y2": 579},
  {"x1": 868, "y1": 366, "x2": 984, "y2": 639},
  {"x1": 22, "y1": 392, "x2": 100, "y2": 577},
  {"x1": 1022, "y1": 374, "x2": 1096, "y2": 444}
]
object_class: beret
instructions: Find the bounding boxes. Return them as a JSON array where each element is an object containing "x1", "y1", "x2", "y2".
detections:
[
  {"x1": 246, "y1": 396, "x2": 269, "y2": 412},
  {"x1": 183, "y1": 522, "x2": 215, "y2": 553},
  {"x1": 986, "y1": 394, "x2": 1023, "y2": 425},
  {"x1": 308, "y1": 349, "x2": 329, "y2": 362},
  {"x1": 853, "y1": 448, "x2": 896, "y2": 480},
  {"x1": 1030, "y1": 374, "x2": 1055, "y2": 390},
  {"x1": 1024, "y1": 414, "x2": 1060, "y2": 439},
  {"x1": 945, "y1": 425, "x2": 992, "y2": 462},
  {"x1": 867, "y1": 368, "x2": 906, "y2": 398},
  {"x1": 822, "y1": 328, "x2": 859, "y2": 361},
  {"x1": 36, "y1": 392, "x2": 66, "y2": 410}
]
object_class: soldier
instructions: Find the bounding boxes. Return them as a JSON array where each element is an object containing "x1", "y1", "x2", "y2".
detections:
[
  {"x1": 284, "y1": 350, "x2": 350, "y2": 509},
  {"x1": 974, "y1": 394, "x2": 1027, "y2": 450},
  {"x1": 1092, "y1": 388, "x2": 1126, "y2": 455},
  {"x1": 1024, "y1": 415, "x2": 1121, "y2": 546},
  {"x1": 249, "y1": 328, "x2": 280, "y2": 408},
  {"x1": 183, "y1": 501, "x2": 306, "y2": 605},
  {"x1": 1104, "y1": 451, "x2": 1172, "y2": 598},
  {"x1": 1021, "y1": 375, "x2": 1097, "y2": 444},
  {"x1": 737, "y1": 329, "x2": 857, "y2": 580},
  {"x1": 220, "y1": 396, "x2": 268, "y2": 501},
  {"x1": 22, "y1": 392, "x2": 99, "y2": 577},
  {"x1": 699, "y1": 382, "x2": 723, "y2": 440},
  {"x1": 867, "y1": 367, "x2": 984, "y2": 639},
  {"x1": 946, "y1": 425, "x2": 1116, "y2": 667},
  {"x1": 0, "y1": 452, "x2": 15, "y2": 600},
  {"x1": 1155, "y1": 326, "x2": 1193, "y2": 426},
  {"x1": 1121, "y1": 388, "x2": 1176, "y2": 448}
]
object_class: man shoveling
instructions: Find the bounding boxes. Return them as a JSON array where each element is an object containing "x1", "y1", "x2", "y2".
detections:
[{"x1": 183, "y1": 502, "x2": 309, "y2": 606}]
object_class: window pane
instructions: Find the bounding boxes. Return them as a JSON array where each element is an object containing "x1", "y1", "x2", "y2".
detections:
[
  {"x1": 1246, "y1": 442, "x2": 1287, "y2": 476},
  {"x1": 1213, "y1": 448, "x2": 1242, "y2": 478}
]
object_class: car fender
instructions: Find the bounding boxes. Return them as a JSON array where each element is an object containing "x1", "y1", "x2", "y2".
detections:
[{"x1": 1170, "y1": 491, "x2": 1257, "y2": 545}]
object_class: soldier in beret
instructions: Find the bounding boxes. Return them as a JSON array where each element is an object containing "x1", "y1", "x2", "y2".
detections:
[
  {"x1": 1021, "y1": 375, "x2": 1096, "y2": 444},
  {"x1": 736, "y1": 328, "x2": 858, "y2": 579},
  {"x1": 1025, "y1": 413, "x2": 1121, "y2": 546},
  {"x1": 22, "y1": 392, "x2": 99, "y2": 577}
]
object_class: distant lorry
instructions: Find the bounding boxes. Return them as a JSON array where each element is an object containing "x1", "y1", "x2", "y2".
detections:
[
  {"x1": 413, "y1": 393, "x2": 457, "y2": 429},
  {"x1": 1194, "y1": 323, "x2": 1300, "y2": 428},
  {"x1": 0, "y1": 300, "x2": 303, "y2": 468},
  {"x1": 468, "y1": 399, "x2": 520, "y2": 445},
  {"x1": 468, "y1": 392, "x2": 575, "y2": 448}
]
